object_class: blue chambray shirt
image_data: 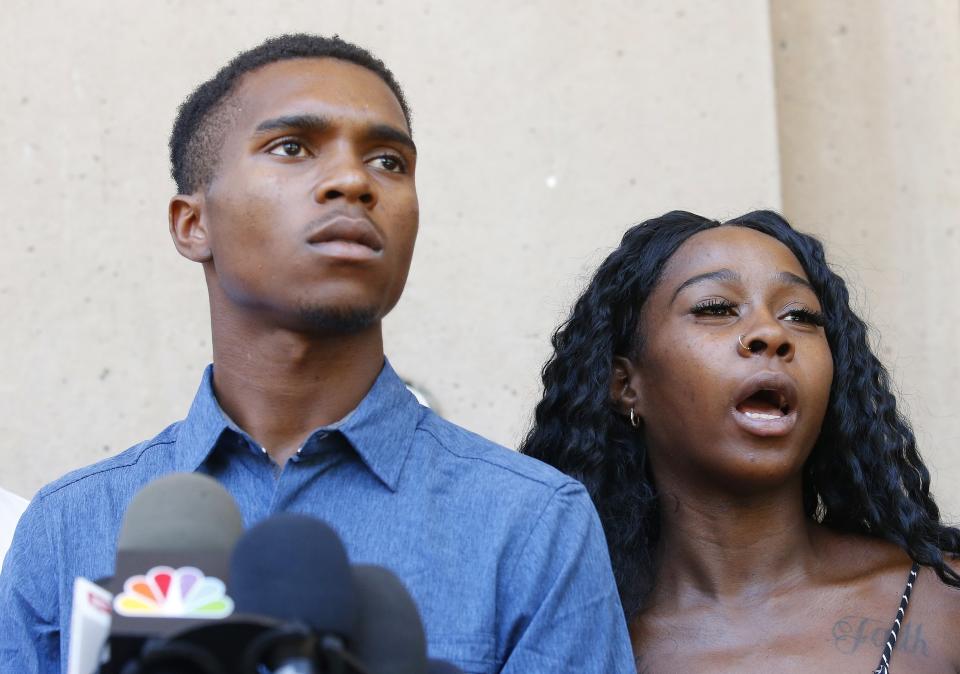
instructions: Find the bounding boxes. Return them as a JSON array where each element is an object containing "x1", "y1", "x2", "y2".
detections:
[{"x1": 0, "y1": 361, "x2": 634, "y2": 673}]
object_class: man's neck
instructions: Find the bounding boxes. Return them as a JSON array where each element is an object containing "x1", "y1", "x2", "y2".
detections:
[{"x1": 210, "y1": 317, "x2": 385, "y2": 467}]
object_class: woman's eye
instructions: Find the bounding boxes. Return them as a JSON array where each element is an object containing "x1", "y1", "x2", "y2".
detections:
[
  {"x1": 691, "y1": 300, "x2": 737, "y2": 317},
  {"x1": 783, "y1": 307, "x2": 826, "y2": 326},
  {"x1": 268, "y1": 141, "x2": 307, "y2": 157},
  {"x1": 369, "y1": 154, "x2": 406, "y2": 173}
]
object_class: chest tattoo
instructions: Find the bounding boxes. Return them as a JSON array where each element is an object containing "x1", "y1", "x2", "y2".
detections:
[{"x1": 832, "y1": 615, "x2": 929, "y2": 657}]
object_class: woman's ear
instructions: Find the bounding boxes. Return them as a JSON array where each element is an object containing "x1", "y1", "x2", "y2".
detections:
[
  {"x1": 610, "y1": 355, "x2": 643, "y2": 419},
  {"x1": 169, "y1": 193, "x2": 213, "y2": 263}
]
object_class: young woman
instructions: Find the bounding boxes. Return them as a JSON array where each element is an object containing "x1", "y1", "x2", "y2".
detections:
[{"x1": 522, "y1": 211, "x2": 960, "y2": 673}]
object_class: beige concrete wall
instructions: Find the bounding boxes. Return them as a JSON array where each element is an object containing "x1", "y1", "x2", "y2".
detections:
[
  {"x1": 0, "y1": 1, "x2": 782, "y2": 498},
  {"x1": 3, "y1": 1, "x2": 958, "y2": 520},
  {"x1": 771, "y1": 0, "x2": 960, "y2": 518}
]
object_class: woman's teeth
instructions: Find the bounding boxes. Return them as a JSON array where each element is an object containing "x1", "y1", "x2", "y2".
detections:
[{"x1": 744, "y1": 411, "x2": 782, "y2": 420}]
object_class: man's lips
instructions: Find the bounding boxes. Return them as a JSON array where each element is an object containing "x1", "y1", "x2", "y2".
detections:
[
  {"x1": 306, "y1": 215, "x2": 384, "y2": 260},
  {"x1": 730, "y1": 371, "x2": 799, "y2": 438}
]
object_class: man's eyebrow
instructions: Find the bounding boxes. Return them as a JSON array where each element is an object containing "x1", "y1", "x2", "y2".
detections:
[
  {"x1": 671, "y1": 269, "x2": 740, "y2": 303},
  {"x1": 775, "y1": 271, "x2": 814, "y2": 292},
  {"x1": 251, "y1": 115, "x2": 416, "y2": 155},
  {"x1": 366, "y1": 123, "x2": 417, "y2": 156},
  {"x1": 253, "y1": 114, "x2": 331, "y2": 135}
]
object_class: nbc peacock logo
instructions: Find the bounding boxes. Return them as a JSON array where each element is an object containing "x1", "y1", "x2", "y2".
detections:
[{"x1": 113, "y1": 566, "x2": 234, "y2": 618}]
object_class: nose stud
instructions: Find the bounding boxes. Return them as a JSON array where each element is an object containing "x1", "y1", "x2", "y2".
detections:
[{"x1": 737, "y1": 334, "x2": 752, "y2": 354}]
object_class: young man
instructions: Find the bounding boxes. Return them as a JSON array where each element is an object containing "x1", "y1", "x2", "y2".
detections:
[{"x1": 0, "y1": 35, "x2": 633, "y2": 672}]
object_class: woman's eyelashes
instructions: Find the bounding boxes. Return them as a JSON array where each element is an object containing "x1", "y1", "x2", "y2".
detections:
[
  {"x1": 690, "y1": 298, "x2": 738, "y2": 317},
  {"x1": 781, "y1": 305, "x2": 826, "y2": 327},
  {"x1": 689, "y1": 298, "x2": 826, "y2": 327}
]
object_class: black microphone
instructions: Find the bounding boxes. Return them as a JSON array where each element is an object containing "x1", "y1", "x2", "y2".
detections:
[
  {"x1": 229, "y1": 513, "x2": 361, "y2": 674},
  {"x1": 350, "y1": 564, "x2": 427, "y2": 674},
  {"x1": 98, "y1": 472, "x2": 244, "y2": 673}
]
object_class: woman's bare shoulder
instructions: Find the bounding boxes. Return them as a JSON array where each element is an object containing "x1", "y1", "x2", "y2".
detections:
[
  {"x1": 915, "y1": 554, "x2": 960, "y2": 619},
  {"x1": 810, "y1": 526, "x2": 914, "y2": 583},
  {"x1": 814, "y1": 528, "x2": 960, "y2": 671},
  {"x1": 900, "y1": 556, "x2": 960, "y2": 672}
]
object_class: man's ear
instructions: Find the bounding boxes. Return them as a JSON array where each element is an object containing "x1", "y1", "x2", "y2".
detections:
[
  {"x1": 610, "y1": 355, "x2": 644, "y2": 419},
  {"x1": 169, "y1": 193, "x2": 212, "y2": 263}
]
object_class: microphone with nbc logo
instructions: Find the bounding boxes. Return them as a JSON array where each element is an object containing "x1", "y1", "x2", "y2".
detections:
[{"x1": 68, "y1": 473, "x2": 463, "y2": 674}]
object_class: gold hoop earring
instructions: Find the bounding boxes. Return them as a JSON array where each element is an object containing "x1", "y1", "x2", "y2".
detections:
[
  {"x1": 629, "y1": 408, "x2": 640, "y2": 428},
  {"x1": 737, "y1": 334, "x2": 751, "y2": 354}
]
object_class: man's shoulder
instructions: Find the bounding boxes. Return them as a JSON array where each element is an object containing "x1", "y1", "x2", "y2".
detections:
[
  {"x1": 414, "y1": 408, "x2": 583, "y2": 496},
  {"x1": 34, "y1": 422, "x2": 182, "y2": 505}
]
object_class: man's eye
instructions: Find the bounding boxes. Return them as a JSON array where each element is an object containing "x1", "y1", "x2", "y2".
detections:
[
  {"x1": 268, "y1": 141, "x2": 307, "y2": 157},
  {"x1": 370, "y1": 154, "x2": 406, "y2": 173}
]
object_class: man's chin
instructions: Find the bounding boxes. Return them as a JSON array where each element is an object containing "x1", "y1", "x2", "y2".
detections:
[{"x1": 295, "y1": 304, "x2": 380, "y2": 335}]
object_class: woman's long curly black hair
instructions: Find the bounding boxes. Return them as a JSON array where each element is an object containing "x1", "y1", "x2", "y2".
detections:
[{"x1": 520, "y1": 210, "x2": 960, "y2": 620}]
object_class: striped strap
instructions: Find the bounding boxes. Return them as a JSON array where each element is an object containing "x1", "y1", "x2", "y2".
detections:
[{"x1": 873, "y1": 562, "x2": 920, "y2": 674}]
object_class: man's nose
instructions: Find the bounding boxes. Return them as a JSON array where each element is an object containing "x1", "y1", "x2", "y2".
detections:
[{"x1": 313, "y1": 150, "x2": 376, "y2": 207}]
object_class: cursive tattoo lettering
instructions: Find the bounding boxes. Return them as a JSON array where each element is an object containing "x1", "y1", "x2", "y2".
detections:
[{"x1": 832, "y1": 616, "x2": 928, "y2": 657}]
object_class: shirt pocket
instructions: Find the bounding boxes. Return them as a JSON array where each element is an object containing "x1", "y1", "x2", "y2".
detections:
[{"x1": 429, "y1": 632, "x2": 499, "y2": 674}]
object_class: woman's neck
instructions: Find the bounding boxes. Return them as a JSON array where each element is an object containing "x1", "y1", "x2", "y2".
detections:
[{"x1": 649, "y1": 477, "x2": 822, "y2": 610}]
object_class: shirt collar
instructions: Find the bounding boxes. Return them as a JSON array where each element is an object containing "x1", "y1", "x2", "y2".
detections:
[
  {"x1": 334, "y1": 360, "x2": 422, "y2": 491},
  {"x1": 175, "y1": 360, "x2": 422, "y2": 491},
  {"x1": 175, "y1": 364, "x2": 230, "y2": 473}
]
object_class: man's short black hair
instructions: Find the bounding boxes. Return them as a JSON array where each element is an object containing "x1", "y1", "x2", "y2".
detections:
[{"x1": 169, "y1": 33, "x2": 412, "y2": 194}]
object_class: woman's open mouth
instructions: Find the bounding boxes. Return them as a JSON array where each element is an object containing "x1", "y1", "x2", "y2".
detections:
[{"x1": 731, "y1": 373, "x2": 799, "y2": 437}]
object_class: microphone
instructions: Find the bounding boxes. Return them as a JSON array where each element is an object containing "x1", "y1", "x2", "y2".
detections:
[
  {"x1": 67, "y1": 577, "x2": 114, "y2": 674},
  {"x1": 350, "y1": 564, "x2": 427, "y2": 674},
  {"x1": 229, "y1": 513, "x2": 360, "y2": 673},
  {"x1": 98, "y1": 472, "x2": 244, "y2": 673},
  {"x1": 115, "y1": 473, "x2": 243, "y2": 553}
]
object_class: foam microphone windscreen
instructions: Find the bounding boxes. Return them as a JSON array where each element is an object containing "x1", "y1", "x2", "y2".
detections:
[
  {"x1": 102, "y1": 473, "x2": 245, "y2": 672},
  {"x1": 351, "y1": 564, "x2": 428, "y2": 674},
  {"x1": 117, "y1": 472, "x2": 243, "y2": 553},
  {"x1": 427, "y1": 660, "x2": 464, "y2": 674},
  {"x1": 229, "y1": 513, "x2": 358, "y2": 641}
]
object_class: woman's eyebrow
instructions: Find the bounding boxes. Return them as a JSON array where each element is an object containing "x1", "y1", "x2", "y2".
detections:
[
  {"x1": 775, "y1": 270, "x2": 814, "y2": 292},
  {"x1": 671, "y1": 269, "x2": 739, "y2": 303},
  {"x1": 670, "y1": 269, "x2": 814, "y2": 304}
]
